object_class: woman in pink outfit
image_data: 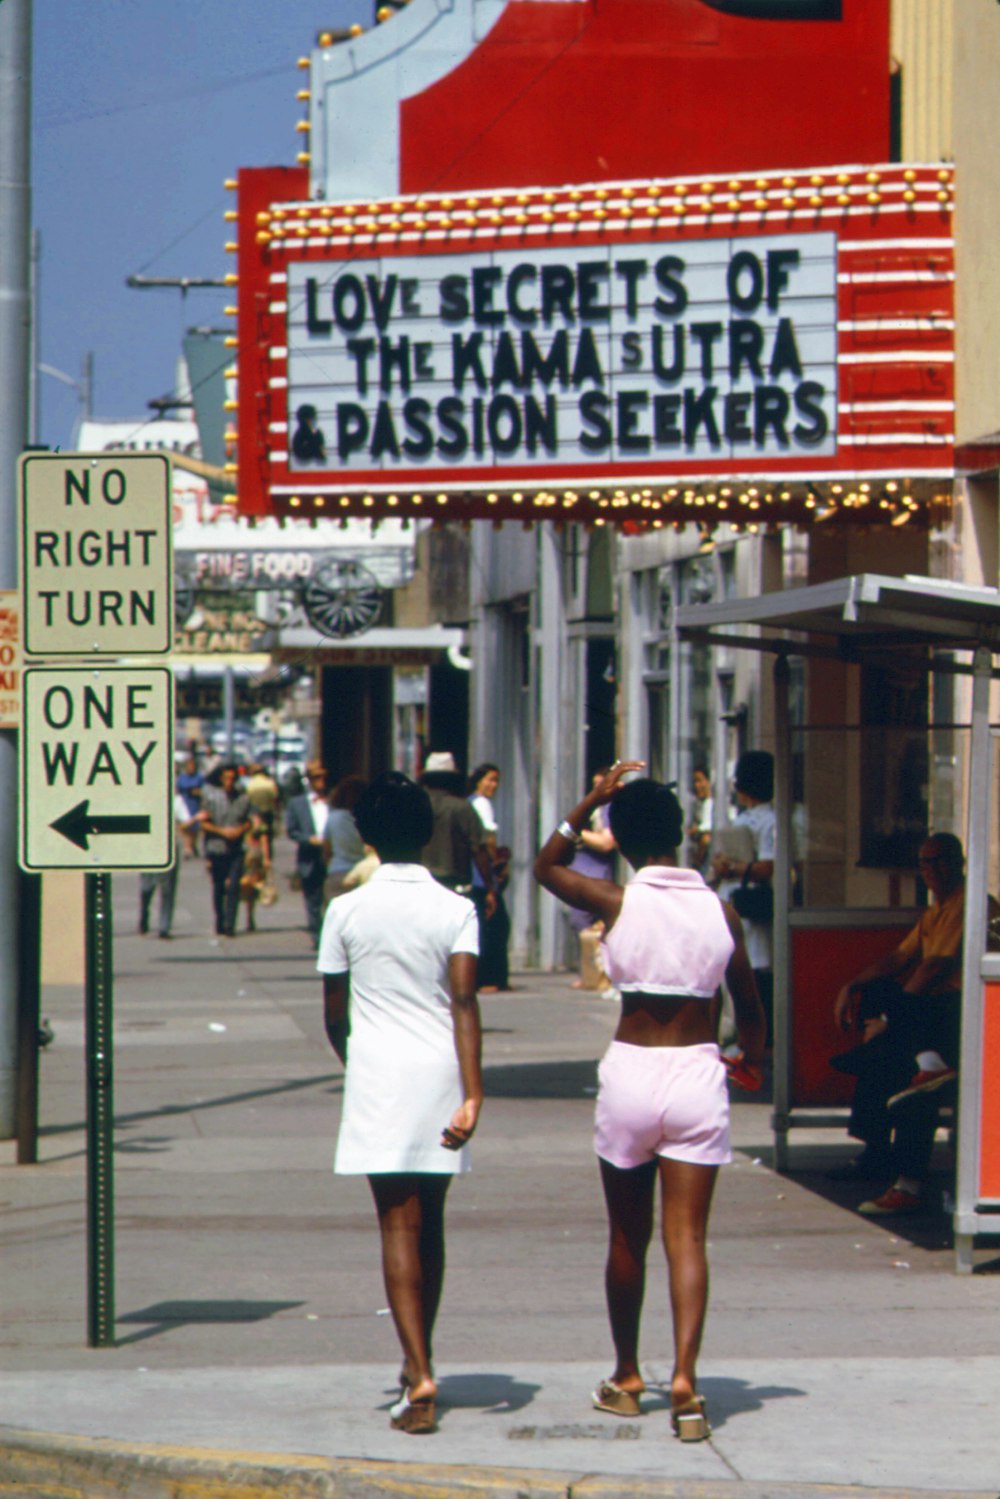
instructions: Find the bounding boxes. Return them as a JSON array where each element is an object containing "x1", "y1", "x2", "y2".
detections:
[{"x1": 534, "y1": 763, "x2": 765, "y2": 1441}]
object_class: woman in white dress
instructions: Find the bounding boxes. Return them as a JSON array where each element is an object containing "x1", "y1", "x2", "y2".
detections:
[{"x1": 318, "y1": 772, "x2": 483, "y2": 1434}]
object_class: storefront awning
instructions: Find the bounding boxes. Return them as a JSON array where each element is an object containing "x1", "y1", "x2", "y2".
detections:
[{"x1": 675, "y1": 573, "x2": 1000, "y2": 656}]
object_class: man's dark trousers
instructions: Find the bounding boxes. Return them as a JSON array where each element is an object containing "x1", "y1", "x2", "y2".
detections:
[{"x1": 208, "y1": 849, "x2": 244, "y2": 937}]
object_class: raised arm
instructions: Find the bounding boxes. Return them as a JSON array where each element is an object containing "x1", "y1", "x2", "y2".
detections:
[
  {"x1": 442, "y1": 952, "x2": 483, "y2": 1151},
  {"x1": 533, "y1": 761, "x2": 643, "y2": 929}
]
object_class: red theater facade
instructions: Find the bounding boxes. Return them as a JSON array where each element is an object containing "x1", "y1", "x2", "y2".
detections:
[
  {"x1": 234, "y1": 1, "x2": 957, "y2": 534},
  {"x1": 229, "y1": 0, "x2": 996, "y2": 972}
]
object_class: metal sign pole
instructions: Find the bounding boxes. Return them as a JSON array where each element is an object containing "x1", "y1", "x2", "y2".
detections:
[
  {"x1": 15, "y1": 869, "x2": 41, "y2": 1164},
  {"x1": 84, "y1": 871, "x2": 115, "y2": 1348}
]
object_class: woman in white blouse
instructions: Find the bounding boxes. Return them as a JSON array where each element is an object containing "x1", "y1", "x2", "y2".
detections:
[
  {"x1": 468, "y1": 762, "x2": 511, "y2": 991},
  {"x1": 318, "y1": 773, "x2": 483, "y2": 1435}
]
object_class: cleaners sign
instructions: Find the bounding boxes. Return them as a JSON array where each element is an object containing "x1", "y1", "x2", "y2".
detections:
[
  {"x1": 19, "y1": 453, "x2": 173, "y2": 657},
  {"x1": 285, "y1": 233, "x2": 835, "y2": 479}
]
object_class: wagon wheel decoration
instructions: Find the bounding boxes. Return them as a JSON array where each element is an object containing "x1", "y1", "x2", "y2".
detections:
[
  {"x1": 302, "y1": 557, "x2": 384, "y2": 639},
  {"x1": 174, "y1": 577, "x2": 196, "y2": 629}
]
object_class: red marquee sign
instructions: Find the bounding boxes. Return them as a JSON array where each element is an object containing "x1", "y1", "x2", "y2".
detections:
[{"x1": 233, "y1": 161, "x2": 953, "y2": 531}]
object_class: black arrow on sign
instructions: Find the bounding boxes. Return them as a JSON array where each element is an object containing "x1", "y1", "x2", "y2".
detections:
[{"x1": 50, "y1": 799, "x2": 151, "y2": 851}]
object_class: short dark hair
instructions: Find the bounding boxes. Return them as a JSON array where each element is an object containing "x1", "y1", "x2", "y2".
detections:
[
  {"x1": 734, "y1": 750, "x2": 774, "y2": 803},
  {"x1": 469, "y1": 762, "x2": 499, "y2": 793},
  {"x1": 296, "y1": 404, "x2": 317, "y2": 422},
  {"x1": 925, "y1": 831, "x2": 964, "y2": 876},
  {"x1": 354, "y1": 772, "x2": 433, "y2": 857},
  {"x1": 608, "y1": 778, "x2": 684, "y2": 862}
]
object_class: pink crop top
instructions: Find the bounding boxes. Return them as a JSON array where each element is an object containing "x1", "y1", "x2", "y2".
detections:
[{"x1": 600, "y1": 866, "x2": 734, "y2": 998}]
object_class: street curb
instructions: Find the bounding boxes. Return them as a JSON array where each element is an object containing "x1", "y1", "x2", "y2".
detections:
[{"x1": 1, "y1": 1428, "x2": 996, "y2": 1499}]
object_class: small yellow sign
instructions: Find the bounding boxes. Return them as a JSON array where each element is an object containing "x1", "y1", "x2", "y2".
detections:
[{"x1": 0, "y1": 592, "x2": 20, "y2": 730}]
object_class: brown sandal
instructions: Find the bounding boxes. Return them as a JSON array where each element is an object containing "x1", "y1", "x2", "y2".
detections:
[
  {"x1": 389, "y1": 1389, "x2": 437, "y2": 1434},
  {"x1": 671, "y1": 1394, "x2": 710, "y2": 1442},
  {"x1": 592, "y1": 1379, "x2": 642, "y2": 1417}
]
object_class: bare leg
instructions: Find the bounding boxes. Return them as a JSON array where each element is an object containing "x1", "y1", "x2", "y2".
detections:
[
  {"x1": 598, "y1": 1158, "x2": 657, "y2": 1392},
  {"x1": 657, "y1": 1157, "x2": 718, "y2": 1407},
  {"x1": 416, "y1": 1176, "x2": 449, "y2": 1358},
  {"x1": 368, "y1": 1173, "x2": 451, "y2": 1400}
]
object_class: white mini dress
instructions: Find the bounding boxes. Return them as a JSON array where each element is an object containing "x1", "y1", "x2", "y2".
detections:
[{"x1": 317, "y1": 863, "x2": 479, "y2": 1175}]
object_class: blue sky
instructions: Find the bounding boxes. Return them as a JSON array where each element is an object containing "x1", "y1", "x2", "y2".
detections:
[{"x1": 33, "y1": 1, "x2": 367, "y2": 451}]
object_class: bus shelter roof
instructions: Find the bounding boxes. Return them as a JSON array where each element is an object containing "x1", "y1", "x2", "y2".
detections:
[{"x1": 674, "y1": 573, "x2": 1000, "y2": 659}]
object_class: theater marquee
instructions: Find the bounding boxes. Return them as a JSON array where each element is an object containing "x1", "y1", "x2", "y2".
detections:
[{"x1": 233, "y1": 162, "x2": 954, "y2": 529}]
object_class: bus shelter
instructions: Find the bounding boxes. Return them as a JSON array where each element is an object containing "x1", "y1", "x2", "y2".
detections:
[{"x1": 675, "y1": 573, "x2": 1000, "y2": 1271}]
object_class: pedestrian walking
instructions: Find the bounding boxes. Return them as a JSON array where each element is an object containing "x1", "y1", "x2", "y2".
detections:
[
  {"x1": 286, "y1": 760, "x2": 333, "y2": 946},
  {"x1": 685, "y1": 765, "x2": 714, "y2": 876},
  {"x1": 245, "y1": 761, "x2": 281, "y2": 843},
  {"x1": 567, "y1": 767, "x2": 617, "y2": 996},
  {"x1": 239, "y1": 813, "x2": 273, "y2": 932},
  {"x1": 200, "y1": 764, "x2": 253, "y2": 938},
  {"x1": 534, "y1": 763, "x2": 765, "y2": 1441},
  {"x1": 711, "y1": 749, "x2": 776, "y2": 1047},
  {"x1": 419, "y1": 752, "x2": 496, "y2": 909},
  {"x1": 138, "y1": 789, "x2": 202, "y2": 939},
  {"x1": 325, "y1": 774, "x2": 368, "y2": 898},
  {"x1": 468, "y1": 762, "x2": 511, "y2": 991},
  {"x1": 176, "y1": 752, "x2": 204, "y2": 857},
  {"x1": 318, "y1": 772, "x2": 483, "y2": 1436}
]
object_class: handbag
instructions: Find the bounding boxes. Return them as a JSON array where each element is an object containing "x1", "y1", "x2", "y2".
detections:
[
  {"x1": 730, "y1": 863, "x2": 773, "y2": 923},
  {"x1": 257, "y1": 872, "x2": 279, "y2": 907}
]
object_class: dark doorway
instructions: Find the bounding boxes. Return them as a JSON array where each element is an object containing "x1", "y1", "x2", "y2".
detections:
[
  {"x1": 428, "y1": 656, "x2": 470, "y2": 773},
  {"x1": 320, "y1": 666, "x2": 392, "y2": 781},
  {"x1": 585, "y1": 637, "x2": 617, "y2": 780}
]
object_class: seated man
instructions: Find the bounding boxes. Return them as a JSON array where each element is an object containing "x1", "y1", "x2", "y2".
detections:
[{"x1": 831, "y1": 832, "x2": 967, "y2": 1216}]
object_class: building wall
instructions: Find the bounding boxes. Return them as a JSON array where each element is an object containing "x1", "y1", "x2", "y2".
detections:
[
  {"x1": 951, "y1": 4, "x2": 1000, "y2": 448},
  {"x1": 891, "y1": 0, "x2": 953, "y2": 162}
]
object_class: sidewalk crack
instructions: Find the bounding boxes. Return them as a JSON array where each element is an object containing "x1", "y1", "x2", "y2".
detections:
[{"x1": 710, "y1": 1438, "x2": 743, "y2": 1480}]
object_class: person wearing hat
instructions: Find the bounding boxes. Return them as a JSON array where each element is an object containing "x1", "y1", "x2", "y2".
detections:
[
  {"x1": 419, "y1": 752, "x2": 497, "y2": 916},
  {"x1": 711, "y1": 750, "x2": 776, "y2": 1047}
]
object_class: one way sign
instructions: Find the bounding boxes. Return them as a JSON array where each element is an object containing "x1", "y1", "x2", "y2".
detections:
[{"x1": 19, "y1": 666, "x2": 174, "y2": 871}]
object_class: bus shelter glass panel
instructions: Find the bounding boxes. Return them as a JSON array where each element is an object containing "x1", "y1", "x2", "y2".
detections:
[
  {"x1": 786, "y1": 724, "x2": 971, "y2": 1112},
  {"x1": 791, "y1": 724, "x2": 969, "y2": 912}
]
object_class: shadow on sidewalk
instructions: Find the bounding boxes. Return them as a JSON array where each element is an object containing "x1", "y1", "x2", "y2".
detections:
[
  {"x1": 484, "y1": 1059, "x2": 598, "y2": 1100},
  {"x1": 375, "y1": 1371, "x2": 541, "y2": 1417},
  {"x1": 38, "y1": 1072, "x2": 342, "y2": 1141},
  {"x1": 769, "y1": 1150, "x2": 958, "y2": 1256},
  {"x1": 696, "y1": 1373, "x2": 807, "y2": 1430},
  {"x1": 115, "y1": 1298, "x2": 304, "y2": 1346}
]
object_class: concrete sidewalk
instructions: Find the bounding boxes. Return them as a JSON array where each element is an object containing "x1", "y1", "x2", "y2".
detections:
[{"x1": 2, "y1": 856, "x2": 999, "y2": 1498}]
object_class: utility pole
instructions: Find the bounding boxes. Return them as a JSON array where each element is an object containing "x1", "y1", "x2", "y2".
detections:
[{"x1": 0, "y1": 0, "x2": 33, "y2": 1139}]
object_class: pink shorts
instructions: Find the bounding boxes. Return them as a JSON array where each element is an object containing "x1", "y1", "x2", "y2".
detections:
[{"x1": 594, "y1": 1041, "x2": 731, "y2": 1169}]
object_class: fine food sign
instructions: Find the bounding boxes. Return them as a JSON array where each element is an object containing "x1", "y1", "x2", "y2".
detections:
[
  {"x1": 19, "y1": 666, "x2": 174, "y2": 871},
  {"x1": 19, "y1": 453, "x2": 173, "y2": 657}
]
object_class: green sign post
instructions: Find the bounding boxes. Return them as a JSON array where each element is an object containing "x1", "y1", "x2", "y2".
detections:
[
  {"x1": 85, "y1": 872, "x2": 116, "y2": 1347},
  {"x1": 18, "y1": 452, "x2": 174, "y2": 1349}
]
